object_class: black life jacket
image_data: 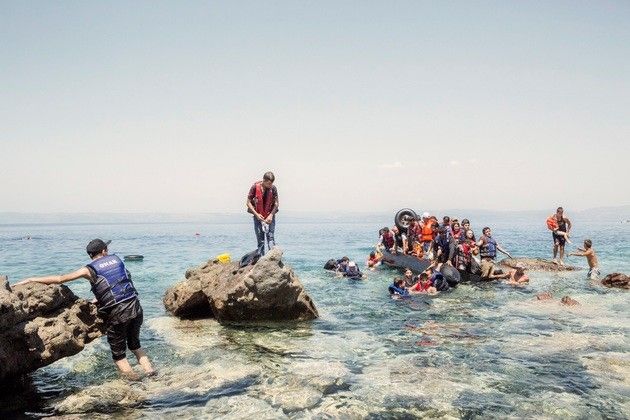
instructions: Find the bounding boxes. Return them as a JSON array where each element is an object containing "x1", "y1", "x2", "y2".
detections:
[{"x1": 87, "y1": 255, "x2": 137, "y2": 310}]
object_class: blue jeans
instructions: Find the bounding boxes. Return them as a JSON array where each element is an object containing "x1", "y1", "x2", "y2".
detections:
[{"x1": 253, "y1": 216, "x2": 276, "y2": 255}]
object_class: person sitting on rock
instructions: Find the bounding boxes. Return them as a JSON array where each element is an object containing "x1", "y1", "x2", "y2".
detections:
[
  {"x1": 15, "y1": 239, "x2": 155, "y2": 379},
  {"x1": 505, "y1": 263, "x2": 529, "y2": 286},
  {"x1": 477, "y1": 227, "x2": 513, "y2": 262},
  {"x1": 569, "y1": 239, "x2": 600, "y2": 280},
  {"x1": 480, "y1": 259, "x2": 510, "y2": 281}
]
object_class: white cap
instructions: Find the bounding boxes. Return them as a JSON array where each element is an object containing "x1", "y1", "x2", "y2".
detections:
[
  {"x1": 348, "y1": 261, "x2": 356, "y2": 267},
  {"x1": 422, "y1": 212, "x2": 430, "y2": 218}
]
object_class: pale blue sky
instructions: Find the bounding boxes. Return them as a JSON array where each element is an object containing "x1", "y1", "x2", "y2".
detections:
[{"x1": 1, "y1": 1, "x2": 629, "y2": 213}]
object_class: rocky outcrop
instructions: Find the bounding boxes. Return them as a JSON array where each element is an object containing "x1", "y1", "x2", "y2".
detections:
[
  {"x1": 164, "y1": 248, "x2": 318, "y2": 323},
  {"x1": 0, "y1": 278, "x2": 104, "y2": 383},
  {"x1": 601, "y1": 273, "x2": 630, "y2": 289},
  {"x1": 500, "y1": 258, "x2": 579, "y2": 271}
]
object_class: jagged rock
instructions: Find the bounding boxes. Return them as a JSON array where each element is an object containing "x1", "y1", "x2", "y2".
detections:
[
  {"x1": 164, "y1": 248, "x2": 318, "y2": 323},
  {"x1": 0, "y1": 281, "x2": 104, "y2": 383},
  {"x1": 500, "y1": 258, "x2": 579, "y2": 271},
  {"x1": 601, "y1": 273, "x2": 630, "y2": 289}
]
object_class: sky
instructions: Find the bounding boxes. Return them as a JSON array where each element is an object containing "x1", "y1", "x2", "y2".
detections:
[{"x1": 1, "y1": 1, "x2": 629, "y2": 214}]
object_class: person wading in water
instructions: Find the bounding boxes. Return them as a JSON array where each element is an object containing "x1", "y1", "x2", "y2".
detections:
[
  {"x1": 246, "y1": 172, "x2": 279, "y2": 255},
  {"x1": 16, "y1": 239, "x2": 155, "y2": 379}
]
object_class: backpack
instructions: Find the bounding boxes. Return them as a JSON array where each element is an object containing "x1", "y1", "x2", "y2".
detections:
[{"x1": 239, "y1": 249, "x2": 261, "y2": 268}]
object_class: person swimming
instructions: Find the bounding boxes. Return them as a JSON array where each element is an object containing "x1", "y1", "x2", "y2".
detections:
[
  {"x1": 409, "y1": 272, "x2": 438, "y2": 295},
  {"x1": 388, "y1": 278, "x2": 409, "y2": 297}
]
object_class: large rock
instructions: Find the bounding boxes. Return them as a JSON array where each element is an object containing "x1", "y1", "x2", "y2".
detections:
[
  {"x1": 601, "y1": 273, "x2": 630, "y2": 289},
  {"x1": 0, "y1": 279, "x2": 104, "y2": 383},
  {"x1": 164, "y1": 248, "x2": 318, "y2": 323},
  {"x1": 500, "y1": 258, "x2": 580, "y2": 271}
]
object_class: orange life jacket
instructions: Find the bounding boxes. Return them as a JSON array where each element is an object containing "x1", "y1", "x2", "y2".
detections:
[
  {"x1": 546, "y1": 215, "x2": 559, "y2": 231},
  {"x1": 421, "y1": 220, "x2": 434, "y2": 242}
]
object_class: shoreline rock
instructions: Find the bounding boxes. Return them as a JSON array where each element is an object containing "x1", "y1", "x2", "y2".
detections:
[
  {"x1": 500, "y1": 258, "x2": 580, "y2": 272},
  {"x1": 601, "y1": 273, "x2": 629, "y2": 289},
  {"x1": 0, "y1": 279, "x2": 104, "y2": 384},
  {"x1": 164, "y1": 248, "x2": 318, "y2": 323}
]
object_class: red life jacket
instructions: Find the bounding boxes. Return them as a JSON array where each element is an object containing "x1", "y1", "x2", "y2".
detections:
[{"x1": 254, "y1": 182, "x2": 275, "y2": 218}]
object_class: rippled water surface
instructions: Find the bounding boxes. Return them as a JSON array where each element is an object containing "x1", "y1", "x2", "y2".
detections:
[{"x1": 1, "y1": 212, "x2": 629, "y2": 418}]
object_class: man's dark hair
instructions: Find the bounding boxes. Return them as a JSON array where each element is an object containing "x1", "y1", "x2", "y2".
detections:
[
  {"x1": 482, "y1": 226, "x2": 491, "y2": 234},
  {"x1": 383, "y1": 227, "x2": 390, "y2": 232},
  {"x1": 341, "y1": 256, "x2": 349, "y2": 262},
  {"x1": 443, "y1": 216, "x2": 450, "y2": 223},
  {"x1": 462, "y1": 219, "x2": 470, "y2": 225},
  {"x1": 419, "y1": 272, "x2": 429, "y2": 280},
  {"x1": 263, "y1": 172, "x2": 275, "y2": 182},
  {"x1": 584, "y1": 239, "x2": 592, "y2": 249},
  {"x1": 557, "y1": 207, "x2": 563, "y2": 212}
]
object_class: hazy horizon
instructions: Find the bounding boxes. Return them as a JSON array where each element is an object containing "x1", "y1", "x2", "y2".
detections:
[{"x1": 2, "y1": 1, "x2": 629, "y2": 213}]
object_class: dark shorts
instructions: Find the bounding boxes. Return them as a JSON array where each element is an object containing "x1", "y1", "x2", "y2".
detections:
[
  {"x1": 106, "y1": 310, "x2": 143, "y2": 361},
  {"x1": 553, "y1": 233, "x2": 566, "y2": 246}
]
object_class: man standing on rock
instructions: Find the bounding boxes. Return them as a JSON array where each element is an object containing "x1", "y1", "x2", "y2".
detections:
[
  {"x1": 552, "y1": 206, "x2": 572, "y2": 266},
  {"x1": 16, "y1": 239, "x2": 155, "y2": 378},
  {"x1": 247, "y1": 171, "x2": 279, "y2": 255}
]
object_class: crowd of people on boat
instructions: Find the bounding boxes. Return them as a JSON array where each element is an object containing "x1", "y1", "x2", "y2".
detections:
[
  {"x1": 376, "y1": 212, "x2": 515, "y2": 276},
  {"x1": 371, "y1": 208, "x2": 599, "y2": 297},
  {"x1": 326, "y1": 206, "x2": 600, "y2": 295}
]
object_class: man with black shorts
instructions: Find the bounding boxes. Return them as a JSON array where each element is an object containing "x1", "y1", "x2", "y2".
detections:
[
  {"x1": 552, "y1": 207, "x2": 572, "y2": 266},
  {"x1": 16, "y1": 239, "x2": 154, "y2": 378}
]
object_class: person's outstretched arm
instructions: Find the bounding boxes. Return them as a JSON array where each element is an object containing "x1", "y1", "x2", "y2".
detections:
[
  {"x1": 15, "y1": 267, "x2": 91, "y2": 286},
  {"x1": 497, "y1": 245, "x2": 513, "y2": 259}
]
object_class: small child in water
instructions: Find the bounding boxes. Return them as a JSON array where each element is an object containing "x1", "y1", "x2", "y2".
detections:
[
  {"x1": 569, "y1": 239, "x2": 599, "y2": 280},
  {"x1": 366, "y1": 251, "x2": 381, "y2": 270}
]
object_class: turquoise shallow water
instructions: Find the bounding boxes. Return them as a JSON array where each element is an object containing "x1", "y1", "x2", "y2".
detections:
[{"x1": 1, "y1": 212, "x2": 629, "y2": 418}]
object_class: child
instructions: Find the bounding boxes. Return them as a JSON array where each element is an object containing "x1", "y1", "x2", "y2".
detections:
[
  {"x1": 409, "y1": 272, "x2": 437, "y2": 295},
  {"x1": 546, "y1": 215, "x2": 571, "y2": 244},
  {"x1": 366, "y1": 251, "x2": 381, "y2": 270},
  {"x1": 569, "y1": 239, "x2": 600, "y2": 280}
]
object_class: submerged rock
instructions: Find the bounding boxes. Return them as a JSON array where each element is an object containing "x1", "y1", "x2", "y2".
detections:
[
  {"x1": 601, "y1": 273, "x2": 630, "y2": 289},
  {"x1": 54, "y1": 362, "x2": 262, "y2": 414},
  {"x1": 500, "y1": 258, "x2": 579, "y2": 271},
  {"x1": 0, "y1": 280, "x2": 104, "y2": 383},
  {"x1": 163, "y1": 248, "x2": 318, "y2": 323}
]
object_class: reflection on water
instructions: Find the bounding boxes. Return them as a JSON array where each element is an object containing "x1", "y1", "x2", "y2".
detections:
[{"x1": 0, "y1": 214, "x2": 628, "y2": 418}]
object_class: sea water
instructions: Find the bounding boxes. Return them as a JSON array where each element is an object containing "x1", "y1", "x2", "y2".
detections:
[{"x1": 0, "y1": 212, "x2": 628, "y2": 418}]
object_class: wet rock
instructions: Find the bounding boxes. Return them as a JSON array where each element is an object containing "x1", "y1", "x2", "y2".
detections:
[
  {"x1": 164, "y1": 248, "x2": 318, "y2": 323},
  {"x1": 601, "y1": 273, "x2": 630, "y2": 289},
  {"x1": 500, "y1": 258, "x2": 579, "y2": 272},
  {"x1": 536, "y1": 292, "x2": 554, "y2": 300},
  {"x1": 560, "y1": 296, "x2": 580, "y2": 306},
  {"x1": 54, "y1": 362, "x2": 262, "y2": 414},
  {"x1": 203, "y1": 395, "x2": 287, "y2": 419},
  {"x1": 1, "y1": 275, "x2": 10, "y2": 292},
  {"x1": 0, "y1": 282, "x2": 104, "y2": 383}
]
